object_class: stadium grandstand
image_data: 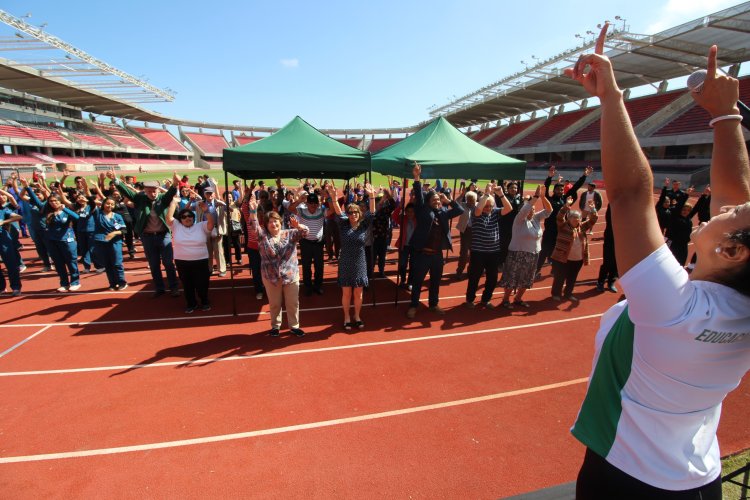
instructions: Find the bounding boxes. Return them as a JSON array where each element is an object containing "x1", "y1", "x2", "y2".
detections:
[{"x1": 0, "y1": 4, "x2": 749, "y2": 188}]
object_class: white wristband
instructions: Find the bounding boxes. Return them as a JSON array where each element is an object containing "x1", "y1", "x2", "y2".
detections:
[{"x1": 709, "y1": 114, "x2": 743, "y2": 127}]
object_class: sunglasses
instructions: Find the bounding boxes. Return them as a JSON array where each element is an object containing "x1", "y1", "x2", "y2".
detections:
[
  {"x1": 347, "y1": 211, "x2": 359, "y2": 215},
  {"x1": 180, "y1": 215, "x2": 194, "y2": 220}
]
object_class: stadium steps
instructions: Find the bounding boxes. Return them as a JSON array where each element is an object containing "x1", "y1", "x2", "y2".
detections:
[
  {"x1": 496, "y1": 119, "x2": 545, "y2": 149},
  {"x1": 511, "y1": 108, "x2": 595, "y2": 148},
  {"x1": 544, "y1": 107, "x2": 601, "y2": 145},
  {"x1": 635, "y1": 90, "x2": 693, "y2": 137}
]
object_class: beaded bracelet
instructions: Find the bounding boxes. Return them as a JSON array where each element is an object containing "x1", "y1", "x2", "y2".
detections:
[{"x1": 709, "y1": 114, "x2": 743, "y2": 127}]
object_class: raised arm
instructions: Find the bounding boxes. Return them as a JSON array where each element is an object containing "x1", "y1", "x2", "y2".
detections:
[
  {"x1": 412, "y1": 162, "x2": 425, "y2": 207},
  {"x1": 326, "y1": 185, "x2": 342, "y2": 216},
  {"x1": 565, "y1": 23, "x2": 664, "y2": 274},
  {"x1": 495, "y1": 184, "x2": 513, "y2": 215},
  {"x1": 166, "y1": 197, "x2": 178, "y2": 226},
  {"x1": 691, "y1": 46, "x2": 750, "y2": 215}
]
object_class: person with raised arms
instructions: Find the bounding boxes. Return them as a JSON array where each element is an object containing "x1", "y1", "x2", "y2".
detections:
[
  {"x1": 567, "y1": 25, "x2": 750, "y2": 499},
  {"x1": 108, "y1": 168, "x2": 181, "y2": 298},
  {"x1": 406, "y1": 162, "x2": 464, "y2": 319},
  {"x1": 245, "y1": 192, "x2": 309, "y2": 338}
]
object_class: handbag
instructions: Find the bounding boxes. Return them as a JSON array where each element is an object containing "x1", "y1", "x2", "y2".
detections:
[{"x1": 230, "y1": 219, "x2": 243, "y2": 234}]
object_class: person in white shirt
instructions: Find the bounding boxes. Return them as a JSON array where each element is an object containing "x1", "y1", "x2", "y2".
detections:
[
  {"x1": 567, "y1": 27, "x2": 750, "y2": 499},
  {"x1": 167, "y1": 199, "x2": 215, "y2": 314}
]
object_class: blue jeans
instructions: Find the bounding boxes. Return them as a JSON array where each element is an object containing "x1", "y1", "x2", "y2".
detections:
[
  {"x1": 0, "y1": 231, "x2": 21, "y2": 291},
  {"x1": 140, "y1": 232, "x2": 178, "y2": 292},
  {"x1": 95, "y1": 240, "x2": 126, "y2": 288},
  {"x1": 410, "y1": 251, "x2": 444, "y2": 308},
  {"x1": 46, "y1": 238, "x2": 80, "y2": 288}
]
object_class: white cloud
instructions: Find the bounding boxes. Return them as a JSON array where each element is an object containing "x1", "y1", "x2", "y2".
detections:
[
  {"x1": 280, "y1": 58, "x2": 299, "y2": 69},
  {"x1": 646, "y1": 0, "x2": 739, "y2": 34}
]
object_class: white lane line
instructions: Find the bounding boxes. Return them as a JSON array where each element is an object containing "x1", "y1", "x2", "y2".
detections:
[
  {"x1": 0, "y1": 313, "x2": 603, "y2": 377},
  {"x1": 0, "y1": 280, "x2": 601, "y2": 329},
  {"x1": 0, "y1": 376, "x2": 589, "y2": 463},
  {"x1": 0, "y1": 326, "x2": 52, "y2": 359}
]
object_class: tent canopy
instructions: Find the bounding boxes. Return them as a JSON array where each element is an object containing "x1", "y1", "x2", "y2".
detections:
[
  {"x1": 371, "y1": 116, "x2": 525, "y2": 180},
  {"x1": 222, "y1": 116, "x2": 370, "y2": 180}
]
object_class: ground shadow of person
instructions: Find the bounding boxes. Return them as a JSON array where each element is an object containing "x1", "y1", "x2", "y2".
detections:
[{"x1": 110, "y1": 324, "x2": 344, "y2": 377}]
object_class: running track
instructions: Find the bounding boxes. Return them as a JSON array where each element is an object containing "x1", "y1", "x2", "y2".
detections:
[{"x1": 1, "y1": 205, "x2": 748, "y2": 498}]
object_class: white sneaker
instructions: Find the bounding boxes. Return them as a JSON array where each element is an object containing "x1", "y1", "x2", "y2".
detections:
[
  {"x1": 68, "y1": 284, "x2": 81, "y2": 291},
  {"x1": 18, "y1": 265, "x2": 27, "y2": 273},
  {"x1": 56, "y1": 286, "x2": 68, "y2": 293}
]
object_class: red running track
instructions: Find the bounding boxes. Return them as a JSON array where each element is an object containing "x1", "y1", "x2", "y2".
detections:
[{"x1": 0, "y1": 209, "x2": 748, "y2": 499}]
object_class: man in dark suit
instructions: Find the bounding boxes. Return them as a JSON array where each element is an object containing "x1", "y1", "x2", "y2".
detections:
[{"x1": 407, "y1": 162, "x2": 464, "y2": 319}]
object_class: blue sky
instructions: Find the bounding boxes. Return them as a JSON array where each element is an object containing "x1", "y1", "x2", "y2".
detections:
[{"x1": 1, "y1": 0, "x2": 742, "y2": 130}]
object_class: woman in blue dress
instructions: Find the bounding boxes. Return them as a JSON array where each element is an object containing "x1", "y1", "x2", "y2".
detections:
[{"x1": 325, "y1": 183, "x2": 375, "y2": 330}]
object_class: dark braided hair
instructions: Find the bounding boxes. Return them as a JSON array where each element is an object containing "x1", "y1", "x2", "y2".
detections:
[{"x1": 721, "y1": 227, "x2": 750, "y2": 297}]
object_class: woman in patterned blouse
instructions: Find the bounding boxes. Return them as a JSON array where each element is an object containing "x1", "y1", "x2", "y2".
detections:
[{"x1": 246, "y1": 193, "x2": 309, "y2": 338}]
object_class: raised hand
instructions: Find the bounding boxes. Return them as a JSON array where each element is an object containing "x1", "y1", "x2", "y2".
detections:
[
  {"x1": 248, "y1": 196, "x2": 258, "y2": 211},
  {"x1": 664, "y1": 178, "x2": 670, "y2": 187},
  {"x1": 584, "y1": 165, "x2": 593, "y2": 176},
  {"x1": 172, "y1": 170, "x2": 180, "y2": 185},
  {"x1": 564, "y1": 22, "x2": 620, "y2": 102},
  {"x1": 534, "y1": 185, "x2": 542, "y2": 198},
  {"x1": 566, "y1": 196, "x2": 574, "y2": 206},
  {"x1": 364, "y1": 183, "x2": 375, "y2": 196},
  {"x1": 484, "y1": 183, "x2": 493, "y2": 195},
  {"x1": 106, "y1": 167, "x2": 116, "y2": 180},
  {"x1": 412, "y1": 161, "x2": 421, "y2": 181},
  {"x1": 289, "y1": 216, "x2": 299, "y2": 229},
  {"x1": 20, "y1": 177, "x2": 28, "y2": 187},
  {"x1": 691, "y1": 46, "x2": 740, "y2": 118},
  {"x1": 687, "y1": 185, "x2": 695, "y2": 195},
  {"x1": 703, "y1": 184, "x2": 711, "y2": 196},
  {"x1": 548, "y1": 165, "x2": 556, "y2": 178}
]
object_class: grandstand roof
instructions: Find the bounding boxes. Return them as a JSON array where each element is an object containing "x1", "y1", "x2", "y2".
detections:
[{"x1": 432, "y1": 2, "x2": 750, "y2": 127}]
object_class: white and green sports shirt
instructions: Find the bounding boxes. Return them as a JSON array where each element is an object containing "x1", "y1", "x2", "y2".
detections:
[{"x1": 572, "y1": 244, "x2": 750, "y2": 490}]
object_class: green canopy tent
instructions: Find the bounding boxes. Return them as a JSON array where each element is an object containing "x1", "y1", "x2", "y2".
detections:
[
  {"x1": 221, "y1": 116, "x2": 372, "y2": 313},
  {"x1": 371, "y1": 116, "x2": 526, "y2": 306},
  {"x1": 371, "y1": 116, "x2": 525, "y2": 180},
  {"x1": 223, "y1": 115, "x2": 371, "y2": 180}
]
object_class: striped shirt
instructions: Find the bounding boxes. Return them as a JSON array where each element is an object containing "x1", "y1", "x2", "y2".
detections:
[
  {"x1": 470, "y1": 208, "x2": 501, "y2": 253},
  {"x1": 296, "y1": 203, "x2": 325, "y2": 241}
]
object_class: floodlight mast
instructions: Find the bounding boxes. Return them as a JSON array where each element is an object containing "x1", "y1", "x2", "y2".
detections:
[{"x1": 0, "y1": 8, "x2": 174, "y2": 102}]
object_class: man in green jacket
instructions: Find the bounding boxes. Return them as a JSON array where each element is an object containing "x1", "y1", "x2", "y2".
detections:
[{"x1": 107, "y1": 169, "x2": 180, "y2": 297}]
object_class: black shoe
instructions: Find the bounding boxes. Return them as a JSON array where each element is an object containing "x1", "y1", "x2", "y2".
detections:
[
  {"x1": 344, "y1": 322, "x2": 353, "y2": 331},
  {"x1": 290, "y1": 328, "x2": 305, "y2": 337},
  {"x1": 354, "y1": 320, "x2": 364, "y2": 329},
  {"x1": 170, "y1": 289, "x2": 181, "y2": 298},
  {"x1": 152, "y1": 290, "x2": 165, "y2": 298},
  {"x1": 607, "y1": 284, "x2": 618, "y2": 293},
  {"x1": 314, "y1": 288, "x2": 324, "y2": 296},
  {"x1": 200, "y1": 304, "x2": 211, "y2": 311},
  {"x1": 596, "y1": 282, "x2": 605, "y2": 292},
  {"x1": 269, "y1": 328, "x2": 280, "y2": 337},
  {"x1": 184, "y1": 307, "x2": 195, "y2": 314}
]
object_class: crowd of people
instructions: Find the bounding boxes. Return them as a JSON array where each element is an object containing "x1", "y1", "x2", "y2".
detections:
[{"x1": 0, "y1": 159, "x2": 715, "y2": 334}]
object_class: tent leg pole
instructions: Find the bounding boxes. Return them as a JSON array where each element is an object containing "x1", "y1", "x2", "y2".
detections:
[
  {"x1": 395, "y1": 177, "x2": 407, "y2": 307},
  {"x1": 225, "y1": 170, "x2": 237, "y2": 316}
]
